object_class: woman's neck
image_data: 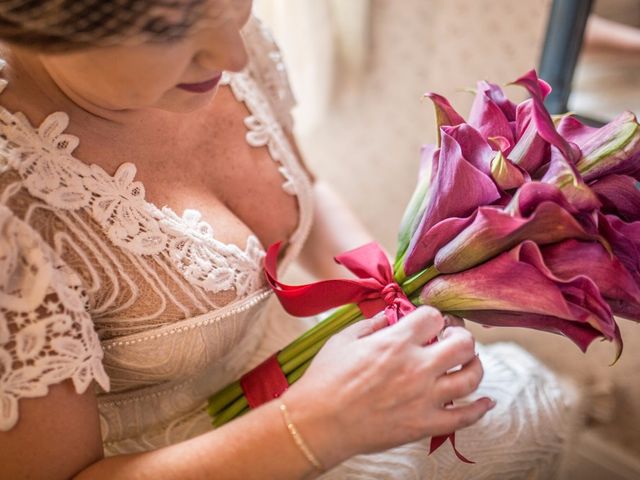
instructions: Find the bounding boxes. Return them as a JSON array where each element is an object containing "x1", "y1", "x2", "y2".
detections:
[{"x1": 2, "y1": 45, "x2": 180, "y2": 142}]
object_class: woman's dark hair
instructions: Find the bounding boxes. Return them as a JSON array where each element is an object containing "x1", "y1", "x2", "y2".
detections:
[{"x1": 0, "y1": 0, "x2": 208, "y2": 52}]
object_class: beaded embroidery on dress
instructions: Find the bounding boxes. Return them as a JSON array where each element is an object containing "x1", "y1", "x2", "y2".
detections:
[{"x1": 0, "y1": 16, "x2": 582, "y2": 479}]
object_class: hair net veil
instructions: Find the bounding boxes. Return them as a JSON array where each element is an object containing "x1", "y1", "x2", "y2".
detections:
[{"x1": 0, "y1": 0, "x2": 226, "y2": 51}]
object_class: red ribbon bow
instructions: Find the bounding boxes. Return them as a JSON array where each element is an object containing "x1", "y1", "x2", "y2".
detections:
[
  {"x1": 264, "y1": 241, "x2": 415, "y2": 324},
  {"x1": 240, "y1": 241, "x2": 472, "y2": 463}
]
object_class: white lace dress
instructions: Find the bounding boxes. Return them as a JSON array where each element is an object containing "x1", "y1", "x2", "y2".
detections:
[{"x1": 0, "y1": 18, "x2": 580, "y2": 479}]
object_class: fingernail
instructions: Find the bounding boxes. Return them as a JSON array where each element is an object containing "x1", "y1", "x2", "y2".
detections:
[{"x1": 486, "y1": 397, "x2": 497, "y2": 409}]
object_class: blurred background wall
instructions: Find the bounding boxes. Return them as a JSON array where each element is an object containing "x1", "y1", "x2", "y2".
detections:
[
  {"x1": 571, "y1": 0, "x2": 640, "y2": 120},
  {"x1": 255, "y1": 1, "x2": 640, "y2": 478}
]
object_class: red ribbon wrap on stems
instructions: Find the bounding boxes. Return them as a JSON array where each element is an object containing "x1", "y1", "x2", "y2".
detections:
[
  {"x1": 240, "y1": 353, "x2": 289, "y2": 408},
  {"x1": 239, "y1": 241, "x2": 472, "y2": 463}
]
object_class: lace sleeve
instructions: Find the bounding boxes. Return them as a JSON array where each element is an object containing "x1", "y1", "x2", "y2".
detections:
[
  {"x1": 242, "y1": 16, "x2": 297, "y2": 133},
  {"x1": 0, "y1": 204, "x2": 109, "y2": 431}
]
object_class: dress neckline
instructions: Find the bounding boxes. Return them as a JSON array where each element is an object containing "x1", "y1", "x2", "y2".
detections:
[{"x1": 0, "y1": 56, "x2": 314, "y2": 298}]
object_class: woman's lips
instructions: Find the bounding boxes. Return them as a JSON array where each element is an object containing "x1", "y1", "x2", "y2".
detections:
[{"x1": 177, "y1": 73, "x2": 222, "y2": 93}]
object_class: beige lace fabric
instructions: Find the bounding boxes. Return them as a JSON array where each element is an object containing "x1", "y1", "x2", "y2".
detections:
[{"x1": 0, "y1": 16, "x2": 581, "y2": 479}]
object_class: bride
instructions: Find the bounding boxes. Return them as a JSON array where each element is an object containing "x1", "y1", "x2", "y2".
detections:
[{"x1": 0, "y1": 1, "x2": 576, "y2": 478}]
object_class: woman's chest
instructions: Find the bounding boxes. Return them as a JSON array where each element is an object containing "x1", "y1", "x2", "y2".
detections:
[{"x1": 78, "y1": 85, "x2": 301, "y2": 251}]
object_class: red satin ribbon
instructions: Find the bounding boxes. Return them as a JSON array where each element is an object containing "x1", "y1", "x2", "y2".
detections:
[
  {"x1": 240, "y1": 353, "x2": 289, "y2": 408},
  {"x1": 241, "y1": 241, "x2": 471, "y2": 462},
  {"x1": 264, "y1": 241, "x2": 415, "y2": 324}
]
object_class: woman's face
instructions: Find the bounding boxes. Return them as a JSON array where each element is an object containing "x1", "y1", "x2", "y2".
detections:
[{"x1": 38, "y1": 0, "x2": 253, "y2": 113}]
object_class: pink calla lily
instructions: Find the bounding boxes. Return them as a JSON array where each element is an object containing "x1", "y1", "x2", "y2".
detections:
[
  {"x1": 541, "y1": 153, "x2": 602, "y2": 212},
  {"x1": 508, "y1": 99, "x2": 550, "y2": 173},
  {"x1": 433, "y1": 182, "x2": 598, "y2": 273},
  {"x1": 403, "y1": 127, "x2": 501, "y2": 274},
  {"x1": 434, "y1": 201, "x2": 595, "y2": 273},
  {"x1": 424, "y1": 92, "x2": 465, "y2": 146},
  {"x1": 591, "y1": 174, "x2": 640, "y2": 222},
  {"x1": 396, "y1": 145, "x2": 440, "y2": 266},
  {"x1": 557, "y1": 113, "x2": 640, "y2": 182},
  {"x1": 541, "y1": 239, "x2": 640, "y2": 322},
  {"x1": 599, "y1": 214, "x2": 640, "y2": 285},
  {"x1": 468, "y1": 81, "x2": 515, "y2": 147},
  {"x1": 507, "y1": 181, "x2": 576, "y2": 215},
  {"x1": 421, "y1": 241, "x2": 622, "y2": 359},
  {"x1": 445, "y1": 123, "x2": 496, "y2": 175},
  {"x1": 403, "y1": 215, "x2": 476, "y2": 276},
  {"x1": 512, "y1": 70, "x2": 580, "y2": 164},
  {"x1": 458, "y1": 310, "x2": 608, "y2": 355},
  {"x1": 491, "y1": 150, "x2": 528, "y2": 190}
]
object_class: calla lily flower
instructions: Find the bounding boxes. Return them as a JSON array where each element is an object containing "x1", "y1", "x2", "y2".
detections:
[
  {"x1": 541, "y1": 153, "x2": 601, "y2": 212},
  {"x1": 468, "y1": 81, "x2": 515, "y2": 147},
  {"x1": 491, "y1": 150, "x2": 528, "y2": 190},
  {"x1": 512, "y1": 70, "x2": 580, "y2": 164},
  {"x1": 557, "y1": 113, "x2": 640, "y2": 182},
  {"x1": 421, "y1": 241, "x2": 622, "y2": 360},
  {"x1": 507, "y1": 181, "x2": 576, "y2": 215},
  {"x1": 541, "y1": 239, "x2": 640, "y2": 321},
  {"x1": 403, "y1": 127, "x2": 501, "y2": 275},
  {"x1": 508, "y1": 99, "x2": 550, "y2": 174},
  {"x1": 591, "y1": 174, "x2": 640, "y2": 222},
  {"x1": 433, "y1": 182, "x2": 597, "y2": 273},
  {"x1": 403, "y1": 215, "x2": 476, "y2": 277},
  {"x1": 478, "y1": 81, "x2": 517, "y2": 121},
  {"x1": 445, "y1": 123, "x2": 496, "y2": 175},
  {"x1": 509, "y1": 70, "x2": 603, "y2": 212},
  {"x1": 424, "y1": 92, "x2": 465, "y2": 146},
  {"x1": 396, "y1": 97, "x2": 479, "y2": 268},
  {"x1": 396, "y1": 145, "x2": 439, "y2": 268},
  {"x1": 598, "y1": 213, "x2": 640, "y2": 285},
  {"x1": 506, "y1": 72, "x2": 552, "y2": 172}
]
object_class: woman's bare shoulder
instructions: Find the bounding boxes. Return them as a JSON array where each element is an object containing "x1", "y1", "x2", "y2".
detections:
[{"x1": 0, "y1": 48, "x2": 61, "y2": 126}]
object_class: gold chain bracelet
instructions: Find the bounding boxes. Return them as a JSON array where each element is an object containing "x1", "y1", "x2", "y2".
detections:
[{"x1": 279, "y1": 402, "x2": 325, "y2": 473}]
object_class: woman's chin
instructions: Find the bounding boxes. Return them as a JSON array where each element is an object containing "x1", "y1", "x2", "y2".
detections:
[{"x1": 155, "y1": 87, "x2": 219, "y2": 113}]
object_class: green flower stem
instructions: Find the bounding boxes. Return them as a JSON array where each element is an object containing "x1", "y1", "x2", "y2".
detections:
[
  {"x1": 278, "y1": 304, "x2": 361, "y2": 365},
  {"x1": 280, "y1": 308, "x2": 362, "y2": 373},
  {"x1": 287, "y1": 357, "x2": 312, "y2": 383},
  {"x1": 400, "y1": 265, "x2": 439, "y2": 296},
  {"x1": 212, "y1": 394, "x2": 248, "y2": 428},
  {"x1": 207, "y1": 383, "x2": 243, "y2": 417},
  {"x1": 285, "y1": 304, "x2": 355, "y2": 346}
]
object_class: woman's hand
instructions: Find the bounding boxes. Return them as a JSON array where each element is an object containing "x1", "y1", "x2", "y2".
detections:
[{"x1": 282, "y1": 306, "x2": 493, "y2": 468}]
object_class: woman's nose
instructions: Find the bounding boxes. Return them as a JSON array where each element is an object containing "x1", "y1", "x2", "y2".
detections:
[{"x1": 194, "y1": 27, "x2": 248, "y2": 73}]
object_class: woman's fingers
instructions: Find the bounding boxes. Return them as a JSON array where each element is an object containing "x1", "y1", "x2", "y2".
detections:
[
  {"x1": 433, "y1": 355, "x2": 484, "y2": 404},
  {"x1": 425, "y1": 326, "x2": 477, "y2": 375},
  {"x1": 429, "y1": 397, "x2": 496, "y2": 436},
  {"x1": 305, "y1": 304, "x2": 492, "y2": 454},
  {"x1": 382, "y1": 306, "x2": 444, "y2": 344},
  {"x1": 336, "y1": 313, "x2": 389, "y2": 342}
]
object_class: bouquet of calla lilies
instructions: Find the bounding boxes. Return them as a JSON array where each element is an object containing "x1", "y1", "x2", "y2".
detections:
[{"x1": 208, "y1": 70, "x2": 640, "y2": 457}]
